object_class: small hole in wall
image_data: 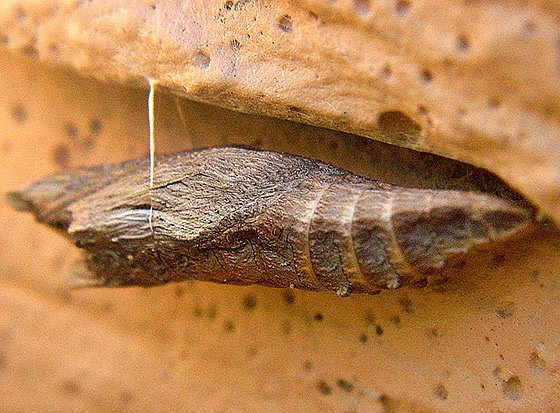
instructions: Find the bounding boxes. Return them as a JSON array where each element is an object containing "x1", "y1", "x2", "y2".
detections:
[
  {"x1": 175, "y1": 287, "x2": 185, "y2": 298},
  {"x1": 337, "y1": 379, "x2": 354, "y2": 393},
  {"x1": 230, "y1": 39, "x2": 241, "y2": 51},
  {"x1": 282, "y1": 320, "x2": 292, "y2": 335},
  {"x1": 529, "y1": 350, "x2": 546, "y2": 372},
  {"x1": 496, "y1": 301, "x2": 516, "y2": 318},
  {"x1": 380, "y1": 64, "x2": 392, "y2": 81},
  {"x1": 48, "y1": 43, "x2": 60, "y2": 56},
  {"x1": 417, "y1": 105, "x2": 432, "y2": 125},
  {"x1": 303, "y1": 361, "x2": 313, "y2": 371},
  {"x1": 283, "y1": 290, "x2": 295, "y2": 304},
  {"x1": 398, "y1": 297, "x2": 414, "y2": 314},
  {"x1": 193, "y1": 51, "x2": 211, "y2": 68},
  {"x1": 395, "y1": 0, "x2": 411, "y2": 17},
  {"x1": 434, "y1": 383, "x2": 449, "y2": 400},
  {"x1": 353, "y1": 0, "x2": 371, "y2": 16},
  {"x1": 522, "y1": 21, "x2": 536, "y2": 37},
  {"x1": 318, "y1": 381, "x2": 332, "y2": 395},
  {"x1": 224, "y1": 320, "x2": 235, "y2": 333},
  {"x1": 246, "y1": 346, "x2": 257, "y2": 359},
  {"x1": 242, "y1": 294, "x2": 257, "y2": 311},
  {"x1": 11, "y1": 104, "x2": 27, "y2": 123},
  {"x1": 278, "y1": 14, "x2": 293, "y2": 33},
  {"x1": 89, "y1": 118, "x2": 103, "y2": 135},
  {"x1": 207, "y1": 306, "x2": 218, "y2": 319},
  {"x1": 456, "y1": 35, "x2": 470, "y2": 54},
  {"x1": 66, "y1": 123, "x2": 79, "y2": 140},
  {"x1": 121, "y1": 391, "x2": 135, "y2": 403},
  {"x1": 51, "y1": 143, "x2": 71, "y2": 169},
  {"x1": 502, "y1": 376, "x2": 524, "y2": 400},
  {"x1": 420, "y1": 69, "x2": 433, "y2": 84},
  {"x1": 14, "y1": 6, "x2": 27, "y2": 22},
  {"x1": 442, "y1": 58, "x2": 455, "y2": 69},
  {"x1": 59, "y1": 378, "x2": 82, "y2": 396},
  {"x1": 379, "y1": 394, "x2": 401, "y2": 411},
  {"x1": 488, "y1": 98, "x2": 501, "y2": 111},
  {"x1": 377, "y1": 110, "x2": 422, "y2": 145},
  {"x1": 22, "y1": 45, "x2": 39, "y2": 59}
]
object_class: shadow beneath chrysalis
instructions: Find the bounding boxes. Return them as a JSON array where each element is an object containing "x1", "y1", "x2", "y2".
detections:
[{"x1": 168, "y1": 95, "x2": 532, "y2": 210}]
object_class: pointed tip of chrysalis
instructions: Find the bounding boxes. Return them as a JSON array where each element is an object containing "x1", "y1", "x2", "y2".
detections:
[
  {"x1": 466, "y1": 192, "x2": 535, "y2": 239},
  {"x1": 6, "y1": 177, "x2": 76, "y2": 233},
  {"x1": 6, "y1": 175, "x2": 70, "y2": 214},
  {"x1": 6, "y1": 190, "x2": 36, "y2": 213},
  {"x1": 390, "y1": 190, "x2": 536, "y2": 272}
]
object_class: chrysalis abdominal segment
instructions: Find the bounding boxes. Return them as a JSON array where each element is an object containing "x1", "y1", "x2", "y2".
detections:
[{"x1": 7, "y1": 146, "x2": 533, "y2": 295}]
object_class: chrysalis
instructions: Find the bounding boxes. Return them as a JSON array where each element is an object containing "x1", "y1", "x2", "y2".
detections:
[{"x1": 7, "y1": 146, "x2": 533, "y2": 296}]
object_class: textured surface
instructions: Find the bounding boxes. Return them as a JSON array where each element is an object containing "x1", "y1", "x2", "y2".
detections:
[
  {"x1": 1, "y1": 50, "x2": 560, "y2": 412},
  {"x1": 9, "y1": 147, "x2": 532, "y2": 293},
  {"x1": 0, "y1": 0, "x2": 560, "y2": 224}
]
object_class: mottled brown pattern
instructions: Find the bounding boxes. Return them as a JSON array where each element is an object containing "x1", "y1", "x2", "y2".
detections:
[{"x1": 7, "y1": 146, "x2": 533, "y2": 295}]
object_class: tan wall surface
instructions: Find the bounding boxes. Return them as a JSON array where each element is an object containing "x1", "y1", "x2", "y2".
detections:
[
  {"x1": 2, "y1": 0, "x2": 560, "y2": 224},
  {"x1": 0, "y1": 51, "x2": 559, "y2": 412}
]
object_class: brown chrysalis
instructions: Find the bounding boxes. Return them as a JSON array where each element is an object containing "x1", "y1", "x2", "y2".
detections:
[{"x1": 7, "y1": 146, "x2": 533, "y2": 295}]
